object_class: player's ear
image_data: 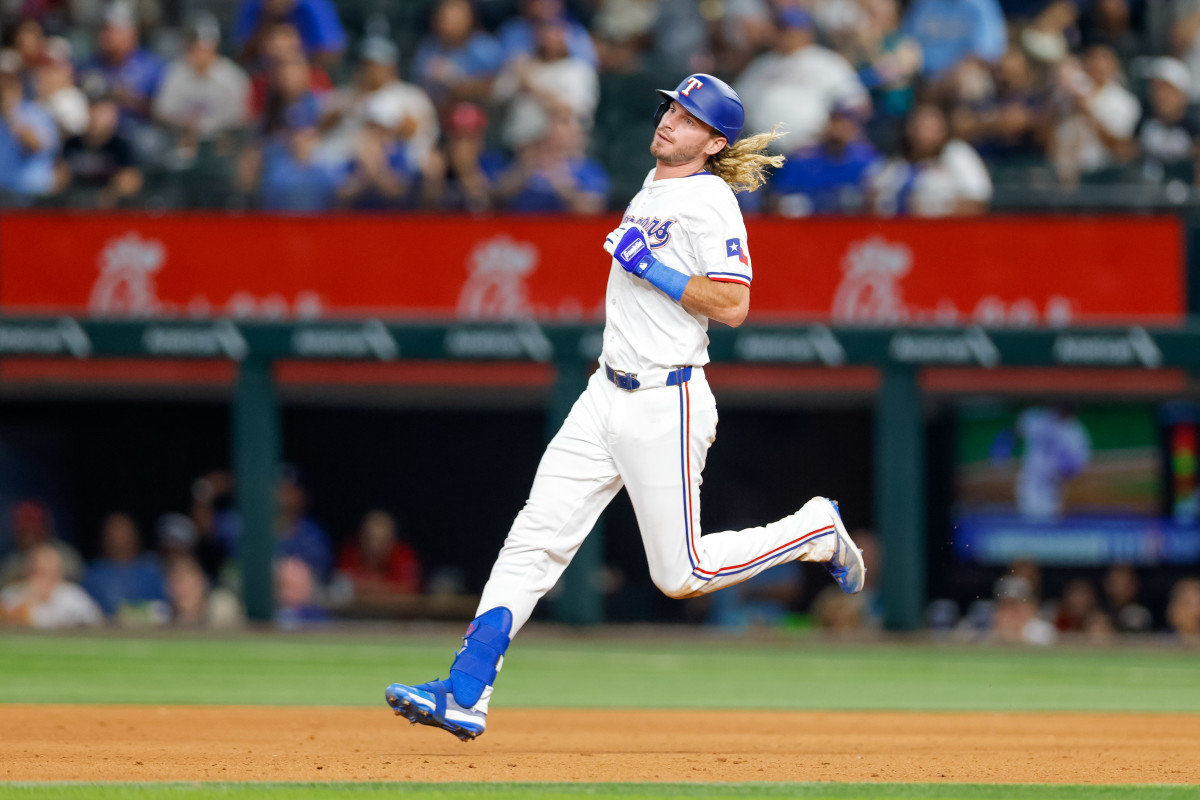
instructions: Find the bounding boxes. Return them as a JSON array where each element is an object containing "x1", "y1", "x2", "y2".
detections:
[{"x1": 704, "y1": 135, "x2": 728, "y2": 157}]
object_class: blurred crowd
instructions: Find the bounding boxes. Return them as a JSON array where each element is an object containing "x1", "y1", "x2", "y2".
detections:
[
  {"x1": 929, "y1": 558, "x2": 1200, "y2": 645},
  {"x1": 2, "y1": 0, "x2": 1200, "y2": 216},
  {"x1": 2, "y1": 484, "x2": 1198, "y2": 642},
  {"x1": 0, "y1": 467, "x2": 432, "y2": 630}
]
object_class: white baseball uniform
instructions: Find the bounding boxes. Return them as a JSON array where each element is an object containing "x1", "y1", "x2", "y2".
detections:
[{"x1": 476, "y1": 168, "x2": 841, "y2": 636}]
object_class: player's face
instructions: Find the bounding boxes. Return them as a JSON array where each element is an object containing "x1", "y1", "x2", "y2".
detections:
[{"x1": 650, "y1": 101, "x2": 727, "y2": 166}]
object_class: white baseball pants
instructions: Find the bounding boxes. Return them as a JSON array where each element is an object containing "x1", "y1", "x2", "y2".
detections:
[{"x1": 476, "y1": 367, "x2": 840, "y2": 636}]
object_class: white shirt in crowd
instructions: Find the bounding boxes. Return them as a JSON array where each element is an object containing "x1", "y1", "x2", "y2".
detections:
[
  {"x1": 45, "y1": 84, "x2": 88, "y2": 137},
  {"x1": 868, "y1": 139, "x2": 993, "y2": 217},
  {"x1": 1, "y1": 582, "x2": 102, "y2": 629},
  {"x1": 492, "y1": 55, "x2": 599, "y2": 148},
  {"x1": 153, "y1": 55, "x2": 250, "y2": 139},
  {"x1": 318, "y1": 80, "x2": 440, "y2": 172},
  {"x1": 735, "y1": 43, "x2": 869, "y2": 149},
  {"x1": 1055, "y1": 80, "x2": 1141, "y2": 173}
]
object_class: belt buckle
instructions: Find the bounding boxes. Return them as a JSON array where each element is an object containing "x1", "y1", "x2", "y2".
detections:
[{"x1": 610, "y1": 367, "x2": 638, "y2": 391}]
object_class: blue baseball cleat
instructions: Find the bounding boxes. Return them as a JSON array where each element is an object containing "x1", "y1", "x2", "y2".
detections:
[
  {"x1": 818, "y1": 497, "x2": 866, "y2": 594},
  {"x1": 385, "y1": 679, "x2": 487, "y2": 741}
]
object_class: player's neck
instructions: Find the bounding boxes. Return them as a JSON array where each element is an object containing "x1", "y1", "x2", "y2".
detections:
[{"x1": 653, "y1": 157, "x2": 709, "y2": 181}]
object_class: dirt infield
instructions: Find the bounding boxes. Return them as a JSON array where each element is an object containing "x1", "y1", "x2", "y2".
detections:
[{"x1": 4, "y1": 705, "x2": 1199, "y2": 784}]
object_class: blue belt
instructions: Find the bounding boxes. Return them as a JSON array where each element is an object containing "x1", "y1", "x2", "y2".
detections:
[{"x1": 604, "y1": 363, "x2": 693, "y2": 392}]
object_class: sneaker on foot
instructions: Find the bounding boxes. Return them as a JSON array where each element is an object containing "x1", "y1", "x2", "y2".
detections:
[
  {"x1": 385, "y1": 679, "x2": 486, "y2": 741},
  {"x1": 817, "y1": 497, "x2": 865, "y2": 594}
]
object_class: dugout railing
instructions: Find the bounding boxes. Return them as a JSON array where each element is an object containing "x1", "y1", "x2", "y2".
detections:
[{"x1": 1, "y1": 316, "x2": 1194, "y2": 629}]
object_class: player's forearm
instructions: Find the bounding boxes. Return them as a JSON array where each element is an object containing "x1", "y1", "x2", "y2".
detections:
[{"x1": 681, "y1": 278, "x2": 749, "y2": 327}]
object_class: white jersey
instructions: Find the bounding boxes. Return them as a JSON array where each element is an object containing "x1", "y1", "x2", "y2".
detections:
[{"x1": 599, "y1": 169, "x2": 752, "y2": 373}]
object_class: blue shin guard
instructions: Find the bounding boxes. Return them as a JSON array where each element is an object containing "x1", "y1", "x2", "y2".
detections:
[{"x1": 448, "y1": 607, "x2": 512, "y2": 709}]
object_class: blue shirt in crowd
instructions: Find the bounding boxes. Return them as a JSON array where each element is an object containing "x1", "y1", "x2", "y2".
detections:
[
  {"x1": 413, "y1": 32, "x2": 505, "y2": 104},
  {"x1": 902, "y1": 0, "x2": 1007, "y2": 78},
  {"x1": 275, "y1": 516, "x2": 334, "y2": 581},
  {"x1": 83, "y1": 556, "x2": 166, "y2": 616},
  {"x1": 77, "y1": 48, "x2": 166, "y2": 118},
  {"x1": 259, "y1": 140, "x2": 343, "y2": 212},
  {"x1": 771, "y1": 140, "x2": 881, "y2": 215},
  {"x1": 507, "y1": 157, "x2": 609, "y2": 213},
  {"x1": 233, "y1": 0, "x2": 346, "y2": 57},
  {"x1": 495, "y1": 16, "x2": 598, "y2": 66},
  {"x1": 0, "y1": 100, "x2": 58, "y2": 199}
]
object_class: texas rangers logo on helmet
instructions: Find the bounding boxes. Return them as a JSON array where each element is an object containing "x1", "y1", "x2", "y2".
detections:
[{"x1": 681, "y1": 76, "x2": 704, "y2": 97}]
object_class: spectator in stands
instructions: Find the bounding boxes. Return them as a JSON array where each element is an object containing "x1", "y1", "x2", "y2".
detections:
[
  {"x1": 274, "y1": 555, "x2": 328, "y2": 629},
  {"x1": 1049, "y1": 45, "x2": 1140, "y2": 187},
  {"x1": 317, "y1": 37, "x2": 439, "y2": 183},
  {"x1": 950, "y1": 47, "x2": 1050, "y2": 160},
  {"x1": 496, "y1": 0, "x2": 598, "y2": 67},
  {"x1": 990, "y1": 574, "x2": 1057, "y2": 644},
  {"x1": 0, "y1": 543, "x2": 102, "y2": 628},
  {"x1": 0, "y1": 500, "x2": 82, "y2": 588},
  {"x1": 1166, "y1": 577, "x2": 1200, "y2": 644},
  {"x1": 75, "y1": 2, "x2": 165, "y2": 135},
  {"x1": 494, "y1": 107, "x2": 608, "y2": 213},
  {"x1": 844, "y1": 0, "x2": 922, "y2": 141},
  {"x1": 335, "y1": 100, "x2": 422, "y2": 209},
  {"x1": 188, "y1": 472, "x2": 235, "y2": 584},
  {"x1": 274, "y1": 465, "x2": 333, "y2": 582},
  {"x1": 1102, "y1": 563, "x2": 1152, "y2": 633},
  {"x1": 164, "y1": 555, "x2": 243, "y2": 629},
  {"x1": 430, "y1": 100, "x2": 504, "y2": 212},
  {"x1": 1172, "y1": 0, "x2": 1200, "y2": 101},
  {"x1": 0, "y1": 48, "x2": 57, "y2": 204},
  {"x1": 1130, "y1": 58, "x2": 1200, "y2": 181},
  {"x1": 11, "y1": 15, "x2": 46, "y2": 95},
  {"x1": 153, "y1": 13, "x2": 251, "y2": 163},
  {"x1": 865, "y1": 102, "x2": 993, "y2": 216},
  {"x1": 412, "y1": 0, "x2": 505, "y2": 110},
  {"x1": 1016, "y1": 0, "x2": 1078, "y2": 66},
  {"x1": 734, "y1": 7, "x2": 870, "y2": 153},
  {"x1": 708, "y1": 563, "x2": 804, "y2": 629},
  {"x1": 56, "y1": 91, "x2": 143, "y2": 208},
  {"x1": 491, "y1": 18, "x2": 599, "y2": 151},
  {"x1": 233, "y1": 0, "x2": 345, "y2": 66},
  {"x1": 82, "y1": 513, "x2": 166, "y2": 618},
  {"x1": 1052, "y1": 577, "x2": 1102, "y2": 633},
  {"x1": 1080, "y1": 0, "x2": 1144, "y2": 63},
  {"x1": 335, "y1": 510, "x2": 421, "y2": 602},
  {"x1": 82, "y1": 512, "x2": 165, "y2": 618},
  {"x1": 238, "y1": 52, "x2": 340, "y2": 210},
  {"x1": 767, "y1": 100, "x2": 880, "y2": 216},
  {"x1": 246, "y1": 21, "x2": 333, "y2": 120},
  {"x1": 901, "y1": 0, "x2": 1007, "y2": 86},
  {"x1": 155, "y1": 511, "x2": 226, "y2": 586},
  {"x1": 34, "y1": 36, "x2": 86, "y2": 138},
  {"x1": 708, "y1": 0, "x2": 776, "y2": 76}
]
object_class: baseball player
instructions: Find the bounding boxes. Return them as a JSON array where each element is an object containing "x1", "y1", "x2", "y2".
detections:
[{"x1": 386, "y1": 74, "x2": 866, "y2": 740}]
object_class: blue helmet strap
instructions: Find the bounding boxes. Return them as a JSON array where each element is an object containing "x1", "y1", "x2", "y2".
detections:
[{"x1": 448, "y1": 606, "x2": 512, "y2": 709}]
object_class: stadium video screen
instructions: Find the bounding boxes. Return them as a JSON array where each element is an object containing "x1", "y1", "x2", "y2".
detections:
[{"x1": 952, "y1": 403, "x2": 1200, "y2": 566}]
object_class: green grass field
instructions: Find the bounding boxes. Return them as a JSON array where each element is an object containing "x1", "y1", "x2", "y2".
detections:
[
  {"x1": 3, "y1": 630, "x2": 1198, "y2": 800},
  {"x1": 2, "y1": 630, "x2": 1199, "y2": 711}
]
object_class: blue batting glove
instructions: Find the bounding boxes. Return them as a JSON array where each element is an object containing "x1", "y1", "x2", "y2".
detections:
[{"x1": 603, "y1": 225, "x2": 654, "y2": 278}]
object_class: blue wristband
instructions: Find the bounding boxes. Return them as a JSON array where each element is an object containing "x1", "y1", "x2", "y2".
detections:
[{"x1": 642, "y1": 258, "x2": 691, "y2": 302}]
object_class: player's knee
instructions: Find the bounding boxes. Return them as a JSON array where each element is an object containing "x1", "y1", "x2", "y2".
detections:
[{"x1": 652, "y1": 571, "x2": 703, "y2": 600}]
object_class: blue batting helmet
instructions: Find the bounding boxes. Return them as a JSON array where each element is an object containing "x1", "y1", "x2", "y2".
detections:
[{"x1": 654, "y1": 73, "x2": 744, "y2": 144}]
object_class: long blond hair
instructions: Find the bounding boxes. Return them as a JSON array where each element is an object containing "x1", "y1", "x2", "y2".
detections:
[{"x1": 707, "y1": 125, "x2": 787, "y2": 194}]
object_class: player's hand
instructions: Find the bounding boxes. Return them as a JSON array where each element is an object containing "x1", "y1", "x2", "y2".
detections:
[{"x1": 603, "y1": 225, "x2": 654, "y2": 278}]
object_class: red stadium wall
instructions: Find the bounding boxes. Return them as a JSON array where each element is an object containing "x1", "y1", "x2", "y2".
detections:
[{"x1": 0, "y1": 214, "x2": 1185, "y2": 324}]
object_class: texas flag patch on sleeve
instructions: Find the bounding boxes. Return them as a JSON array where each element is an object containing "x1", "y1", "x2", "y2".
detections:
[{"x1": 726, "y1": 238, "x2": 749, "y2": 265}]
